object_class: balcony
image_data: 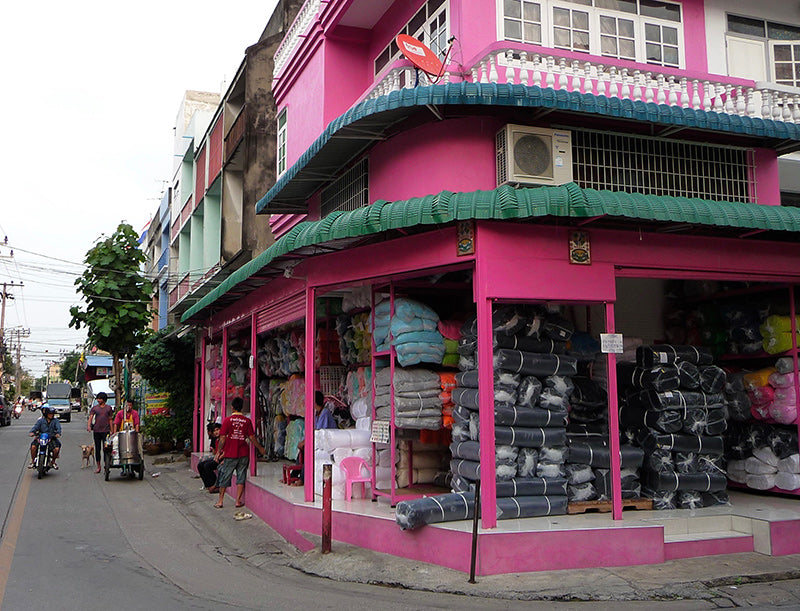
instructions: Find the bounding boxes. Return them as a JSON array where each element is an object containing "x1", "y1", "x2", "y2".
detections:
[
  {"x1": 157, "y1": 249, "x2": 169, "y2": 273},
  {"x1": 225, "y1": 109, "x2": 246, "y2": 162},
  {"x1": 365, "y1": 44, "x2": 800, "y2": 125}
]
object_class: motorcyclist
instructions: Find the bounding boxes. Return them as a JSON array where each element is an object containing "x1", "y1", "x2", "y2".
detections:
[{"x1": 29, "y1": 407, "x2": 62, "y2": 469}]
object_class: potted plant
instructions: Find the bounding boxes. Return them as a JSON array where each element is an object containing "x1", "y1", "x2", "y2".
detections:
[{"x1": 142, "y1": 413, "x2": 176, "y2": 453}]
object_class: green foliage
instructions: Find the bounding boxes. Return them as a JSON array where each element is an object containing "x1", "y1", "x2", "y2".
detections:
[
  {"x1": 132, "y1": 326, "x2": 195, "y2": 443},
  {"x1": 141, "y1": 413, "x2": 179, "y2": 443},
  {"x1": 60, "y1": 351, "x2": 83, "y2": 387},
  {"x1": 70, "y1": 223, "x2": 153, "y2": 403}
]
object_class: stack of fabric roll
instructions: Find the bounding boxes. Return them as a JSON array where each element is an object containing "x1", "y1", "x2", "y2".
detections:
[
  {"x1": 565, "y1": 439, "x2": 645, "y2": 501},
  {"x1": 372, "y1": 298, "x2": 445, "y2": 366},
  {"x1": 741, "y1": 358, "x2": 799, "y2": 425},
  {"x1": 761, "y1": 314, "x2": 800, "y2": 355},
  {"x1": 314, "y1": 428, "x2": 372, "y2": 499},
  {"x1": 438, "y1": 372, "x2": 456, "y2": 429},
  {"x1": 620, "y1": 344, "x2": 729, "y2": 509},
  {"x1": 448, "y1": 306, "x2": 573, "y2": 520},
  {"x1": 336, "y1": 311, "x2": 372, "y2": 366},
  {"x1": 726, "y1": 422, "x2": 800, "y2": 491},
  {"x1": 374, "y1": 367, "x2": 443, "y2": 430}
]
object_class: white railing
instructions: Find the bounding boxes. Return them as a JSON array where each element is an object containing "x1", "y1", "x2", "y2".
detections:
[
  {"x1": 365, "y1": 48, "x2": 800, "y2": 124},
  {"x1": 274, "y1": 0, "x2": 321, "y2": 77}
]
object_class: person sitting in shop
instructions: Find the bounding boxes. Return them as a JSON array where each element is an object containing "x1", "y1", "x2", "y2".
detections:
[{"x1": 198, "y1": 422, "x2": 222, "y2": 493}]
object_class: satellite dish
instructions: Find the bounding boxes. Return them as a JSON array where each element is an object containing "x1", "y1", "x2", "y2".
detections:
[{"x1": 396, "y1": 34, "x2": 443, "y2": 77}]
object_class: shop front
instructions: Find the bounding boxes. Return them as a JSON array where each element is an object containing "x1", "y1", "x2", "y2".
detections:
[{"x1": 184, "y1": 184, "x2": 800, "y2": 574}]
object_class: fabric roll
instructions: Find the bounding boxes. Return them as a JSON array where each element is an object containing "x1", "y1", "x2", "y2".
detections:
[
  {"x1": 675, "y1": 361, "x2": 700, "y2": 390},
  {"x1": 516, "y1": 376, "x2": 544, "y2": 408},
  {"x1": 450, "y1": 458, "x2": 481, "y2": 480},
  {"x1": 495, "y1": 477, "x2": 568, "y2": 497},
  {"x1": 497, "y1": 495, "x2": 569, "y2": 519},
  {"x1": 395, "y1": 492, "x2": 473, "y2": 530},
  {"x1": 635, "y1": 429, "x2": 725, "y2": 455},
  {"x1": 493, "y1": 349, "x2": 578, "y2": 377},
  {"x1": 699, "y1": 365, "x2": 727, "y2": 394},
  {"x1": 494, "y1": 334, "x2": 567, "y2": 354},
  {"x1": 636, "y1": 345, "x2": 714, "y2": 367},
  {"x1": 628, "y1": 389, "x2": 724, "y2": 411},
  {"x1": 619, "y1": 402, "x2": 682, "y2": 433},
  {"x1": 617, "y1": 362, "x2": 680, "y2": 391},
  {"x1": 567, "y1": 441, "x2": 645, "y2": 469},
  {"x1": 643, "y1": 469, "x2": 727, "y2": 492},
  {"x1": 516, "y1": 447, "x2": 538, "y2": 478},
  {"x1": 450, "y1": 440, "x2": 481, "y2": 462},
  {"x1": 495, "y1": 426, "x2": 567, "y2": 448},
  {"x1": 495, "y1": 404, "x2": 568, "y2": 427}
]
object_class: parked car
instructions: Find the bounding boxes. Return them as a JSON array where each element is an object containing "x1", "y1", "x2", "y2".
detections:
[
  {"x1": 0, "y1": 395, "x2": 11, "y2": 427},
  {"x1": 70, "y1": 387, "x2": 82, "y2": 411},
  {"x1": 46, "y1": 383, "x2": 73, "y2": 422}
]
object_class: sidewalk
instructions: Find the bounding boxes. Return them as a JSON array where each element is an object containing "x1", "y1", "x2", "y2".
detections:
[{"x1": 150, "y1": 457, "x2": 800, "y2": 606}]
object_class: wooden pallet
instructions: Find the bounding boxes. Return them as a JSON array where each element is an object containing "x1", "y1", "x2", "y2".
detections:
[{"x1": 567, "y1": 498, "x2": 653, "y2": 514}]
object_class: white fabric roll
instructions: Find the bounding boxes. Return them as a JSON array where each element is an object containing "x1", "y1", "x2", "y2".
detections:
[
  {"x1": 775, "y1": 471, "x2": 800, "y2": 491},
  {"x1": 746, "y1": 473, "x2": 776, "y2": 490},
  {"x1": 355, "y1": 416, "x2": 372, "y2": 430},
  {"x1": 353, "y1": 447, "x2": 372, "y2": 464},
  {"x1": 332, "y1": 447, "x2": 354, "y2": 463},
  {"x1": 397, "y1": 451, "x2": 444, "y2": 470},
  {"x1": 778, "y1": 454, "x2": 800, "y2": 474},
  {"x1": 316, "y1": 428, "x2": 371, "y2": 451},
  {"x1": 745, "y1": 456, "x2": 778, "y2": 475},
  {"x1": 350, "y1": 397, "x2": 370, "y2": 419},
  {"x1": 752, "y1": 446, "x2": 779, "y2": 467}
]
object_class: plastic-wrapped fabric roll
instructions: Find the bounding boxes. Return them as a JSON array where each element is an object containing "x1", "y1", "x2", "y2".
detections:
[
  {"x1": 746, "y1": 455, "x2": 777, "y2": 474},
  {"x1": 593, "y1": 468, "x2": 641, "y2": 499},
  {"x1": 315, "y1": 428, "x2": 371, "y2": 452},
  {"x1": 682, "y1": 408, "x2": 708, "y2": 436},
  {"x1": 452, "y1": 403, "x2": 470, "y2": 424},
  {"x1": 778, "y1": 454, "x2": 800, "y2": 473},
  {"x1": 451, "y1": 422, "x2": 470, "y2": 442},
  {"x1": 451, "y1": 474, "x2": 473, "y2": 492},
  {"x1": 699, "y1": 365, "x2": 727, "y2": 394},
  {"x1": 775, "y1": 471, "x2": 800, "y2": 491},
  {"x1": 643, "y1": 469, "x2": 727, "y2": 492},
  {"x1": 619, "y1": 402, "x2": 682, "y2": 433},
  {"x1": 697, "y1": 453, "x2": 726, "y2": 475},
  {"x1": 495, "y1": 426, "x2": 567, "y2": 448},
  {"x1": 705, "y1": 409, "x2": 727, "y2": 435},
  {"x1": 450, "y1": 458, "x2": 482, "y2": 480},
  {"x1": 452, "y1": 387, "x2": 518, "y2": 411},
  {"x1": 494, "y1": 334, "x2": 567, "y2": 354},
  {"x1": 643, "y1": 487, "x2": 676, "y2": 510},
  {"x1": 495, "y1": 477, "x2": 567, "y2": 497},
  {"x1": 542, "y1": 316, "x2": 574, "y2": 341},
  {"x1": 516, "y1": 376, "x2": 544, "y2": 408},
  {"x1": 540, "y1": 446, "x2": 569, "y2": 463},
  {"x1": 457, "y1": 336, "x2": 477, "y2": 355},
  {"x1": 536, "y1": 462, "x2": 566, "y2": 478},
  {"x1": 565, "y1": 463, "x2": 594, "y2": 484},
  {"x1": 753, "y1": 445, "x2": 779, "y2": 467},
  {"x1": 454, "y1": 369, "x2": 521, "y2": 389},
  {"x1": 567, "y1": 377, "x2": 605, "y2": 409},
  {"x1": 495, "y1": 404, "x2": 568, "y2": 427},
  {"x1": 678, "y1": 490, "x2": 703, "y2": 509},
  {"x1": 492, "y1": 306, "x2": 527, "y2": 336},
  {"x1": 675, "y1": 361, "x2": 700, "y2": 389},
  {"x1": 617, "y1": 362, "x2": 680, "y2": 391},
  {"x1": 725, "y1": 391, "x2": 751, "y2": 422},
  {"x1": 394, "y1": 416, "x2": 443, "y2": 430},
  {"x1": 516, "y1": 447, "x2": 538, "y2": 478},
  {"x1": 673, "y1": 451, "x2": 699, "y2": 474},
  {"x1": 567, "y1": 442, "x2": 645, "y2": 469},
  {"x1": 646, "y1": 448, "x2": 674, "y2": 473},
  {"x1": 635, "y1": 429, "x2": 725, "y2": 455},
  {"x1": 567, "y1": 481, "x2": 596, "y2": 501},
  {"x1": 544, "y1": 375, "x2": 575, "y2": 397},
  {"x1": 496, "y1": 462, "x2": 517, "y2": 480},
  {"x1": 746, "y1": 473, "x2": 776, "y2": 490},
  {"x1": 701, "y1": 490, "x2": 729, "y2": 506},
  {"x1": 770, "y1": 428, "x2": 799, "y2": 459},
  {"x1": 395, "y1": 492, "x2": 474, "y2": 530},
  {"x1": 493, "y1": 349, "x2": 578, "y2": 376},
  {"x1": 450, "y1": 440, "x2": 481, "y2": 461},
  {"x1": 628, "y1": 389, "x2": 724, "y2": 411},
  {"x1": 496, "y1": 495, "x2": 569, "y2": 519},
  {"x1": 636, "y1": 344, "x2": 714, "y2": 367}
]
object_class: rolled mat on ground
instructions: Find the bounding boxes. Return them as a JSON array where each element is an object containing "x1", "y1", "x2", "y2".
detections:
[{"x1": 395, "y1": 491, "x2": 569, "y2": 529}]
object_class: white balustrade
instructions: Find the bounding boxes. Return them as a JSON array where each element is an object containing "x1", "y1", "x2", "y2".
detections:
[{"x1": 362, "y1": 47, "x2": 800, "y2": 123}]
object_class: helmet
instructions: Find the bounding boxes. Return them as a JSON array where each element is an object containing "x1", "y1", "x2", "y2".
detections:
[{"x1": 41, "y1": 407, "x2": 53, "y2": 415}]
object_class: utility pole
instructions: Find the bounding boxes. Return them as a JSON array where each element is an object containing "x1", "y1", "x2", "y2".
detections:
[
  {"x1": 0, "y1": 281, "x2": 24, "y2": 392},
  {"x1": 7, "y1": 327, "x2": 31, "y2": 399}
]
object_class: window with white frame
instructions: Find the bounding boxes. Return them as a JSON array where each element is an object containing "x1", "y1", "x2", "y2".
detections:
[
  {"x1": 727, "y1": 15, "x2": 800, "y2": 87},
  {"x1": 500, "y1": 0, "x2": 682, "y2": 68},
  {"x1": 374, "y1": 0, "x2": 449, "y2": 76},
  {"x1": 277, "y1": 108, "x2": 287, "y2": 176}
]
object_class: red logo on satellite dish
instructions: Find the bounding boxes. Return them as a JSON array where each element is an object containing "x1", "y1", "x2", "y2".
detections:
[{"x1": 396, "y1": 34, "x2": 443, "y2": 77}]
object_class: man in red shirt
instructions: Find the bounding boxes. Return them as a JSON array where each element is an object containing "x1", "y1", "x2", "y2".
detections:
[{"x1": 214, "y1": 397, "x2": 265, "y2": 509}]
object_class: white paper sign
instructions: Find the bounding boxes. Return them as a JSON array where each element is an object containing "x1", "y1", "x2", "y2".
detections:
[{"x1": 600, "y1": 333, "x2": 624, "y2": 354}]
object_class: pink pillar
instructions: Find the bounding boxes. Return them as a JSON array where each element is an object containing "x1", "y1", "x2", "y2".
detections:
[
  {"x1": 789, "y1": 287, "x2": 800, "y2": 464},
  {"x1": 250, "y1": 313, "x2": 258, "y2": 477},
  {"x1": 304, "y1": 285, "x2": 316, "y2": 503},
  {"x1": 200, "y1": 334, "x2": 207, "y2": 452},
  {"x1": 193, "y1": 359, "x2": 199, "y2": 452},
  {"x1": 605, "y1": 302, "x2": 623, "y2": 520},
  {"x1": 475, "y1": 256, "x2": 497, "y2": 529},
  {"x1": 222, "y1": 327, "x2": 229, "y2": 420}
]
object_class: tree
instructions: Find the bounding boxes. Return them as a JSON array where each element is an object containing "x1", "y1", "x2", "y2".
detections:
[
  {"x1": 70, "y1": 223, "x2": 153, "y2": 406},
  {"x1": 132, "y1": 326, "x2": 195, "y2": 444},
  {"x1": 60, "y1": 351, "x2": 84, "y2": 387}
]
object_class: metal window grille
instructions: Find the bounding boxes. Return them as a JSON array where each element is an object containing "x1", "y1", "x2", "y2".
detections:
[
  {"x1": 571, "y1": 129, "x2": 754, "y2": 203},
  {"x1": 321, "y1": 159, "x2": 369, "y2": 217}
]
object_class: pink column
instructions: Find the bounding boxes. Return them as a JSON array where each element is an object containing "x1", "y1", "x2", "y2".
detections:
[
  {"x1": 789, "y1": 287, "x2": 800, "y2": 463},
  {"x1": 475, "y1": 255, "x2": 497, "y2": 529},
  {"x1": 200, "y1": 334, "x2": 207, "y2": 451},
  {"x1": 605, "y1": 302, "x2": 623, "y2": 520},
  {"x1": 250, "y1": 313, "x2": 258, "y2": 477},
  {"x1": 304, "y1": 285, "x2": 316, "y2": 503},
  {"x1": 193, "y1": 359, "x2": 199, "y2": 452},
  {"x1": 222, "y1": 327, "x2": 229, "y2": 420}
]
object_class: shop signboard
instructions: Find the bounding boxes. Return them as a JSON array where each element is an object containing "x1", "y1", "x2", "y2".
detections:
[{"x1": 145, "y1": 392, "x2": 170, "y2": 415}]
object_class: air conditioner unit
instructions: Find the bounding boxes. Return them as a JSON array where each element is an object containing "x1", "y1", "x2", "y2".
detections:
[{"x1": 496, "y1": 125, "x2": 573, "y2": 187}]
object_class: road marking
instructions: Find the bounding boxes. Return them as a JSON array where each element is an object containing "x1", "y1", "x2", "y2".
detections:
[{"x1": 0, "y1": 466, "x2": 31, "y2": 610}]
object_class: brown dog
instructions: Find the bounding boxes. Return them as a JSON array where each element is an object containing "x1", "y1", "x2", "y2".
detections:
[{"x1": 80, "y1": 445, "x2": 95, "y2": 468}]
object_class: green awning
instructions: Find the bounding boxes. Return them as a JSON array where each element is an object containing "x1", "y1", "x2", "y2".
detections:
[
  {"x1": 182, "y1": 183, "x2": 800, "y2": 322},
  {"x1": 257, "y1": 82, "x2": 800, "y2": 214}
]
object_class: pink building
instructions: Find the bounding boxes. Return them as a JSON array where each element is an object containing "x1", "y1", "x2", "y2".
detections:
[{"x1": 183, "y1": 0, "x2": 800, "y2": 574}]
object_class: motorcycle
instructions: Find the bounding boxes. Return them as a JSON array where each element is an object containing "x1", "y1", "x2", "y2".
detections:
[
  {"x1": 34, "y1": 432, "x2": 55, "y2": 479},
  {"x1": 13, "y1": 403, "x2": 23, "y2": 419}
]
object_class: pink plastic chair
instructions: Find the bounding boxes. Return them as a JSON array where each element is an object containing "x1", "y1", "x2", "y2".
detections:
[{"x1": 339, "y1": 456, "x2": 371, "y2": 501}]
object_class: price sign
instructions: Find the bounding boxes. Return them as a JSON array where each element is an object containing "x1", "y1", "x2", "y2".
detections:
[
  {"x1": 600, "y1": 333, "x2": 624, "y2": 354},
  {"x1": 370, "y1": 420, "x2": 390, "y2": 444}
]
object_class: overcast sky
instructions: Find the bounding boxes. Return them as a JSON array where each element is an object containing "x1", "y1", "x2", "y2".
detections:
[{"x1": 0, "y1": 1, "x2": 279, "y2": 380}]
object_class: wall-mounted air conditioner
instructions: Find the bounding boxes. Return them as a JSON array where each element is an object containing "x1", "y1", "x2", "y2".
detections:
[{"x1": 496, "y1": 124, "x2": 573, "y2": 187}]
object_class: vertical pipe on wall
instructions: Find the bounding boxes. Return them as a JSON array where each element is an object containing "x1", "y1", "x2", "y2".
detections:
[
  {"x1": 605, "y1": 302, "x2": 623, "y2": 520},
  {"x1": 304, "y1": 285, "x2": 316, "y2": 503},
  {"x1": 250, "y1": 313, "x2": 258, "y2": 477},
  {"x1": 475, "y1": 256, "x2": 497, "y2": 530}
]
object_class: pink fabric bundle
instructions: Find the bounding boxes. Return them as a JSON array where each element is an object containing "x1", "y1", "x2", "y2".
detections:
[
  {"x1": 768, "y1": 371, "x2": 798, "y2": 388},
  {"x1": 437, "y1": 319, "x2": 463, "y2": 340},
  {"x1": 769, "y1": 402, "x2": 798, "y2": 425}
]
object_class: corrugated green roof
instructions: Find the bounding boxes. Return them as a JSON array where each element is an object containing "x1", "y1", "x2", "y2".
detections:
[
  {"x1": 183, "y1": 183, "x2": 800, "y2": 322},
  {"x1": 257, "y1": 82, "x2": 800, "y2": 214}
]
